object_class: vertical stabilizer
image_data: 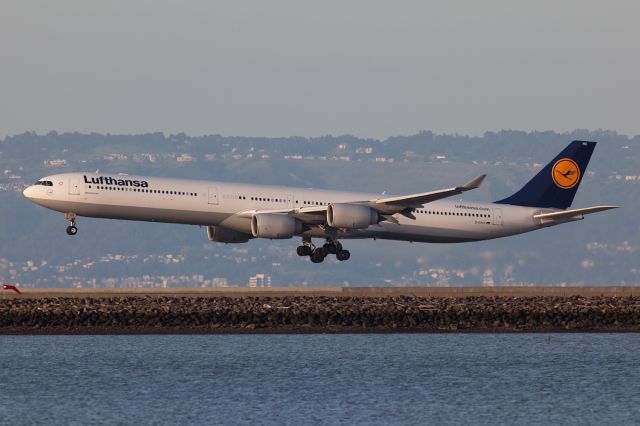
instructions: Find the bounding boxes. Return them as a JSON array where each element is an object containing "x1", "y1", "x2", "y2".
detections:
[{"x1": 495, "y1": 141, "x2": 596, "y2": 209}]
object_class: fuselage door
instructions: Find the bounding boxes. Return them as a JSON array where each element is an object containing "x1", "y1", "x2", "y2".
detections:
[
  {"x1": 208, "y1": 187, "x2": 219, "y2": 205},
  {"x1": 492, "y1": 208, "x2": 503, "y2": 225},
  {"x1": 286, "y1": 194, "x2": 294, "y2": 209},
  {"x1": 69, "y1": 175, "x2": 80, "y2": 195}
]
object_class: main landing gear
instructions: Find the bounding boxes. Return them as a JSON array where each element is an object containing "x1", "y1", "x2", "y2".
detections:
[
  {"x1": 296, "y1": 238, "x2": 351, "y2": 263},
  {"x1": 65, "y1": 212, "x2": 78, "y2": 236}
]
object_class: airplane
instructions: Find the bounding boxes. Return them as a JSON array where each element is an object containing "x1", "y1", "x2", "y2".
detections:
[{"x1": 23, "y1": 140, "x2": 618, "y2": 263}]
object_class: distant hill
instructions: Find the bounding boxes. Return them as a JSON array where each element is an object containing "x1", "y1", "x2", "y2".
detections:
[{"x1": 0, "y1": 130, "x2": 637, "y2": 287}]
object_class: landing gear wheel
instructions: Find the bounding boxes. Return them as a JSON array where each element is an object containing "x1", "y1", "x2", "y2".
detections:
[
  {"x1": 310, "y1": 248, "x2": 326, "y2": 263},
  {"x1": 296, "y1": 245, "x2": 312, "y2": 256},
  {"x1": 64, "y1": 212, "x2": 77, "y2": 236},
  {"x1": 323, "y1": 242, "x2": 337, "y2": 255},
  {"x1": 323, "y1": 240, "x2": 342, "y2": 255},
  {"x1": 336, "y1": 250, "x2": 350, "y2": 261}
]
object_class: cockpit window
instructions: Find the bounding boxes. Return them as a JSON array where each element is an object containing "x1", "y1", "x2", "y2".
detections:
[{"x1": 34, "y1": 181, "x2": 53, "y2": 186}]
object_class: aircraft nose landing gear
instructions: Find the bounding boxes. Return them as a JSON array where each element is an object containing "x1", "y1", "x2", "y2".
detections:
[{"x1": 65, "y1": 212, "x2": 78, "y2": 236}]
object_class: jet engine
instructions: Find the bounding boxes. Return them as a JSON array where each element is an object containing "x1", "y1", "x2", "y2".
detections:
[
  {"x1": 207, "y1": 225, "x2": 251, "y2": 243},
  {"x1": 251, "y1": 214, "x2": 302, "y2": 239},
  {"x1": 327, "y1": 203, "x2": 379, "y2": 229}
]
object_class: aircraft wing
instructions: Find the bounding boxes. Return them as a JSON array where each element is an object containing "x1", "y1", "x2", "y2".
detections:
[
  {"x1": 235, "y1": 174, "x2": 486, "y2": 224},
  {"x1": 369, "y1": 174, "x2": 486, "y2": 214}
]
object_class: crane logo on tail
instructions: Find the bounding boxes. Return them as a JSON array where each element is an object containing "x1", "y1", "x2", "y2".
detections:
[{"x1": 551, "y1": 158, "x2": 580, "y2": 189}]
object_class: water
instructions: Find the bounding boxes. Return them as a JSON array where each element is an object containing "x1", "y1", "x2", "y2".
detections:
[{"x1": 0, "y1": 334, "x2": 639, "y2": 425}]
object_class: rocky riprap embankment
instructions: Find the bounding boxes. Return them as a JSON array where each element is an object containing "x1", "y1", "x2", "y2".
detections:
[{"x1": 1, "y1": 296, "x2": 640, "y2": 333}]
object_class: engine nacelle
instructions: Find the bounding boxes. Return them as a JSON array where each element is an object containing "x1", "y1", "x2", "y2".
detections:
[
  {"x1": 327, "y1": 203, "x2": 379, "y2": 229},
  {"x1": 251, "y1": 214, "x2": 302, "y2": 239},
  {"x1": 207, "y1": 225, "x2": 251, "y2": 243}
]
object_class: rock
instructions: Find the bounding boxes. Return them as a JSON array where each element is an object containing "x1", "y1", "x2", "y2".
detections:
[{"x1": 0, "y1": 295, "x2": 639, "y2": 333}]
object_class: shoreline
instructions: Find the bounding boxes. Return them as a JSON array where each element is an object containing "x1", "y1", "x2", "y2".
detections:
[{"x1": 3, "y1": 327, "x2": 640, "y2": 335}]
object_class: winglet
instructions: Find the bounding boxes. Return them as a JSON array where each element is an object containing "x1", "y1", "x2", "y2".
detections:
[{"x1": 460, "y1": 174, "x2": 486, "y2": 191}]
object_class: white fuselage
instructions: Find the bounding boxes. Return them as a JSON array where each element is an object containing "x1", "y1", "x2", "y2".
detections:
[{"x1": 23, "y1": 172, "x2": 551, "y2": 243}]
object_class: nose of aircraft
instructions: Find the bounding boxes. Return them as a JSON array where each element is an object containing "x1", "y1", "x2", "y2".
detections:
[{"x1": 23, "y1": 185, "x2": 35, "y2": 199}]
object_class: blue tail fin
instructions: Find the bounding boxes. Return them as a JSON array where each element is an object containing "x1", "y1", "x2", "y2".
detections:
[{"x1": 495, "y1": 140, "x2": 596, "y2": 209}]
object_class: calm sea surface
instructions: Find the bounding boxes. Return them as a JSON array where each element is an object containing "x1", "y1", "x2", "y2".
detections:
[{"x1": 0, "y1": 334, "x2": 639, "y2": 425}]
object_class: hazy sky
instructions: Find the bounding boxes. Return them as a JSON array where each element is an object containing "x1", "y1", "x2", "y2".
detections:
[{"x1": 1, "y1": 1, "x2": 639, "y2": 139}]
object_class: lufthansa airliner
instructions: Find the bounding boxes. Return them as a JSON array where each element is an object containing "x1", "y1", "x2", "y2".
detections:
[{"x1": 23, "y1": 141, "x2": 618, "y2": 263}]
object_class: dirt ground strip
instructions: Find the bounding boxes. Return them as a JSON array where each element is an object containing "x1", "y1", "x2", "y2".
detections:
[{"x1": 2, "y1": 286, "x2": 638, "y2": 299}]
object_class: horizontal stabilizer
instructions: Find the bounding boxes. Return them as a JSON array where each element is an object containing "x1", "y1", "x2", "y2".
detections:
[{"x1": 533, "y1": 205, "x2": 620, "y2": 221}]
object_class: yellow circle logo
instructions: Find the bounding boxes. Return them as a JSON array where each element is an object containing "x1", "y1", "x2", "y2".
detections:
[{"x1": 551, "y1": 158, "x2": 580, "y2": 189}]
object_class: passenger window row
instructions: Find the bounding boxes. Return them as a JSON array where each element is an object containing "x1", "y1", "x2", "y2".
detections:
[
  {"x1": 238, "y1": 196, "x2": 331, "y2": 206},
  {"x1": 89, "y1": 185, "x2": 198, "y2": 196},
  {"x1": 415, "y1": 209, "x2": 490, "y2": 218},
  {"x1": 238, "y1": 196, "x2": 326, "y2": 205},
  {"x1": 249, "y1": 196, "x2": 286, "y2": 203}
]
